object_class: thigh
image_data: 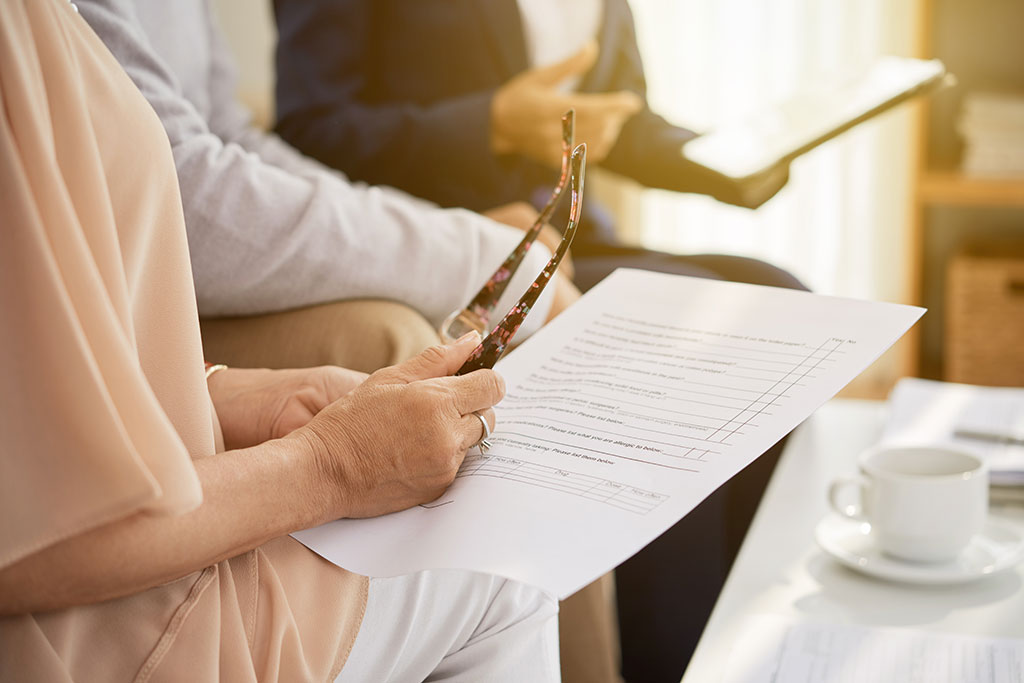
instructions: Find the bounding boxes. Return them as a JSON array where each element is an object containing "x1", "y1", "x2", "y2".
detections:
[
  {"x1": 679, "y1": 253, "x2": 808, "y2": 291},
  {"x1": 616, "y1": 487, "x2": 730, "y2": 683},
  {"x1": 559, "y1": 573, "x2": 621, "y2": 683},
  {"x1": 200, "y1": 299, "x2": 439, "y2": 372},
  {"x1": 570, "y1": 249, "x2": 724, "y2": 293},
  {"x1": 570, "y1": 245, "x2": 808, "y2": 294},
  {"x1": 336, "y1": 570, "x2": 559, "y2": 683}
]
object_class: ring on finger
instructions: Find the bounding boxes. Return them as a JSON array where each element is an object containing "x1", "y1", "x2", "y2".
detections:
[{"x1": 472, "y1": 410, "x2": 493, "y2": 453}]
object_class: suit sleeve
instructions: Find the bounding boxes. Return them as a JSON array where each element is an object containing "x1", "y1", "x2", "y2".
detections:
[
  {"x1": 273, "y1": 0, "x2": 518, "y2": 211},
  {"x1": 588, "y1": 0, "x2": 743, "y2": 200}
]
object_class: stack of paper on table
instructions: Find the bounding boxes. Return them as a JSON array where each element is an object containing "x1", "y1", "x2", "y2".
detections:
[
  {"x1": 724, "y1": 616, "x2": 1024, "y2": 683},
  {"x1": 882, "y1": 378, "x2": 1024, "y2": 496},
  {"x1": 294, "y1": 270, "x2": 923, "y2": 598}
]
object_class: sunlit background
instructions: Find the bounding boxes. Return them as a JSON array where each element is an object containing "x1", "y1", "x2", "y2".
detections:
[{"x1": 627, "y1": 0, "x2": 914, "y2": 304}]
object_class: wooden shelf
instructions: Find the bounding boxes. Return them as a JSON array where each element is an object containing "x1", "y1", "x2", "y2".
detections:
[
  {"x1": 918, "y1": 170, "x2": 1024, "y2": 208},
  {"x1": 902, "y1": 0, "x2": 1024, "y2": 380}
]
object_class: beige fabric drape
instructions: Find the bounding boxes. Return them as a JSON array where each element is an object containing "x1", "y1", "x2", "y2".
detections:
[{"x1": 0, "y1": 1, "x2": 366, "y2": 679}]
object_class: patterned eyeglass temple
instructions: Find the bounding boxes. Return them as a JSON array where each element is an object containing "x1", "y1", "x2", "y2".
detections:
[
  {"x1": 455, "y1": 142, "x2": 587, "y2": 376},
  {"x1": 439, "y1": 110, "x2": 577, "y2": 344}
]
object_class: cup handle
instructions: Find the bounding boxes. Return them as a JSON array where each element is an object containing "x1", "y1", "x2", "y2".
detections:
[{"x1": 828, "y1": 476, "x2": 868, "y2": 520}]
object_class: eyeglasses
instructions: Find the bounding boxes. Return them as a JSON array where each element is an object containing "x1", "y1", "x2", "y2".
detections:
[
  {"x1": 448, "y1": 126, "x2": 587, "y2": 376},
  {"x1": 440, "y1": 110, "x2": 578, "y2": 343},
  {"x1": 453, "y1": 143, "x2": 586, "y2": 375}
]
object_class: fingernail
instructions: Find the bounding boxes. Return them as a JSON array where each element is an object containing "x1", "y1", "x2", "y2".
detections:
[{"x1": 455, "y1": 331, "x2": 482, "y2": 345}]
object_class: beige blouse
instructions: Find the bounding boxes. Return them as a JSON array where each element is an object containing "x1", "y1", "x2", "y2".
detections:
[{"x1": 0, "y1": 1, "x2": 367, "y2": 680}]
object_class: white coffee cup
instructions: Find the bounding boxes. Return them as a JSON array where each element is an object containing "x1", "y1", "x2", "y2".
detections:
[{"x1": 829, "y1": 445, "x2": 988, "y2": 563}]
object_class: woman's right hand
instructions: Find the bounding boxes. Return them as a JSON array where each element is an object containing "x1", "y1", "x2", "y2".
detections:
[{"x1": 297, "y1": 332, "x2": 504, "y2": 519}]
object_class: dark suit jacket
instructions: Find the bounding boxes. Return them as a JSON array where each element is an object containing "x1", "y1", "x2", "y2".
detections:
[{"x1": 274, "y1": 0, "x2": 712, "y2": 215}]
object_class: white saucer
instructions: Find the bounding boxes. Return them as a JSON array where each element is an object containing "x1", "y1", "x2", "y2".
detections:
[{"x1": 814, "y1": 515, "x2": 1024, "y2": 585}]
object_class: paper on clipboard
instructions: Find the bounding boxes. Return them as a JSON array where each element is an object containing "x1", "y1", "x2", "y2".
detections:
[{"x1": 681, "y1": 56, "x2": 947, "y2": 181}]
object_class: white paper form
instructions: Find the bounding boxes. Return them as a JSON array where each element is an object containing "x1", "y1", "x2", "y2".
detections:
[
  {"x1": 293, "y1": 270, "x2": 924, "y2": 598},
  {"x1": 724, "y1": 616, "x2": 1024, "y2": 683}
]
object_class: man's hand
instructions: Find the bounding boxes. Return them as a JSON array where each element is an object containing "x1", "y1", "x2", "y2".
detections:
[
  {"x1": 209, "y1": 366, "x2": 368, "y2": 450},
  {"x1": 684, "y1": 148, "x2": 792, "y2": 209},
  {"x1": 736, "y1": 161, "x2": 790, "y2": 209},
  {"x1": 483, "y1": 201, "x2": 574, "y2": 279},
  {"x1": 298, "y1": 332, "x2": 503, "y2": 518},
  {"x1": 715, "y1": 161, "x2": 791, "y2": 209},
  {"x1": 491, "y1": 42, "x2": 643, "y2": 167}
]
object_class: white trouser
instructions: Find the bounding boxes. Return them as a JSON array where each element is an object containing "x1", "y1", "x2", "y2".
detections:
[{"x1": 335, "y1": 569, "x2": 560, "y2": 682}]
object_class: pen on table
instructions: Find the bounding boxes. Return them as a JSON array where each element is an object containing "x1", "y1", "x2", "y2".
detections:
[{"x1": 953, "y1": 428, "x2": 1024, "y2": 447}]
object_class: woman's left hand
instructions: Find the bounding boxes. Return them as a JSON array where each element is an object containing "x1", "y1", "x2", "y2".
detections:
[{"x1": 208, "y1": 366, "x2": 368, "y2": 449}]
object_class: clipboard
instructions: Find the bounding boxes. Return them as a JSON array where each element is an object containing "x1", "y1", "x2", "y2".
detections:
[{"x1": 681, "y1": 56, "x2": 949, "y2": 182}]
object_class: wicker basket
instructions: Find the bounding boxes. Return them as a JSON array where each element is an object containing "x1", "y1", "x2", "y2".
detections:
[{"x1": 946, "y1": 252, "x2": 1024, "y2": 386}]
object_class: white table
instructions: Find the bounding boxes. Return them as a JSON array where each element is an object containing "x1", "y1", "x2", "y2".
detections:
[{"x1": 681, "y1": 398, "x2": 1024, "y2": 682}]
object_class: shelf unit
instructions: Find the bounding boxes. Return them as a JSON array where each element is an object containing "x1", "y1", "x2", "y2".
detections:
[
  {"x1": 903, "y1": 0, "x2": 1024, "y2": 380},
  {"x1": 918, "y1": 171, "x2": 1024, "y2": 208}
]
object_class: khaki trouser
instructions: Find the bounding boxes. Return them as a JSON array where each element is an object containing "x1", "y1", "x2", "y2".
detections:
[
  {"x1": 200, "y1": 299, "x2": 439, "y2": 372},
  {"x1": 200, "y1": 298, "x2": 620, "y2": 683}
]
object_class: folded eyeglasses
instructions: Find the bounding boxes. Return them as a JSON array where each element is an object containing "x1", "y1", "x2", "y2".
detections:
[{"x1": 441, "y1": 110, "x2": 586, "y2": 376}]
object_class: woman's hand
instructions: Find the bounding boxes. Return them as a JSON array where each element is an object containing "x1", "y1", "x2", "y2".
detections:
[
  {"x1": 298, "y1": 332, "x2": 504, "y2": 518},
  {"x1": 0, "y1": 336, "x2": 498, "y2": 614},
  {"x1": 209, "y1": 366, "x2": 368, "y2": 450}
]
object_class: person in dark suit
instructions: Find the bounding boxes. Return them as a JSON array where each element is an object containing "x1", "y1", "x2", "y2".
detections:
[
  {"x1": 273, "y1": 2, "x2": 801, "y2": 681},
  {"x1": 272, "y1": 0, "x2": 799, "y2": 291}
]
